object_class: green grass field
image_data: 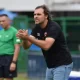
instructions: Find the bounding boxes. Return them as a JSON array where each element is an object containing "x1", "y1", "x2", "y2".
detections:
[
  {"x1": 14, "y1": 73, "x2": 44, "y2": 80},
  {"x1": 14, "y1": 73, "x2": 28, "y2": 80}
]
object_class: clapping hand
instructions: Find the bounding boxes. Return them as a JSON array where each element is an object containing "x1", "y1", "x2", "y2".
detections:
[{"x1": 16, "y1": 29, "x2": 29, "y2": 40}]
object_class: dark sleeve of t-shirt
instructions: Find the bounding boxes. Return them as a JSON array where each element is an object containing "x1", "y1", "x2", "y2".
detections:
[
  {"x1": 31, "y1": 27, "x2": 37, "y2": 38},
  {"x1": 47, "y1": 22, "x2": 61, "y2": 39}
]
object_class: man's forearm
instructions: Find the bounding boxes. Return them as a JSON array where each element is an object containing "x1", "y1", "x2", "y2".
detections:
[
  {"x1": 26, "y1": 35, "x2": 47, "y2": 50},
  {"x1": 22, "y1": 40, "x2": 31, "y2": 49},
  {"x1": 12, "y1": 44, "x2": 20, "y2": 62}
]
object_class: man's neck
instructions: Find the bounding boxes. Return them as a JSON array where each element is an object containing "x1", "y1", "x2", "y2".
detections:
[
  {"x1": 40, "y1": 20, "x2": 48, "y2": 29},
  {"x1": 4, "y1": 25, "x2": 10, "y2": 30}
]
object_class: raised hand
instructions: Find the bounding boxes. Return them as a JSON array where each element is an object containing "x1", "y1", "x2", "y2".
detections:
[{"x1": 16, "y1": 29, "x2": 29, "y2": 40}]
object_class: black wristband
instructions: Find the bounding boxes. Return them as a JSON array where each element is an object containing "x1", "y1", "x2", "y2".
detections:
[{"x1": 12, "y1": 61, "x2": 16, "y2": 64}]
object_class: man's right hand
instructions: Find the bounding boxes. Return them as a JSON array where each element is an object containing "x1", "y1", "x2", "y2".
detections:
[{"x1": 16, "y1": 29, "x2": 29, "y2": 40}]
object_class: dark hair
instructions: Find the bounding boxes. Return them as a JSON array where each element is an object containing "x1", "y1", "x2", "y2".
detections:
[
  {"x1": 0, "y1": 14, "x2": 8, "y2": 17},
  {"x1": 35, "y1": 5, "x2": 52, "y2": 21}
]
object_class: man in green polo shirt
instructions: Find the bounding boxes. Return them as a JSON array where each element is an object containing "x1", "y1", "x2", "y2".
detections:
[{"x1": 0, "y1": 14, "x2": 21, "y2": 80}]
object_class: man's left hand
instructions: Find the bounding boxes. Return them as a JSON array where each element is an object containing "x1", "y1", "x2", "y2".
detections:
[
  {"x1": 10, "y1": 62, "x2": 16, "y2": 71},
  {"x1": 16, "y1": 29, "x2": 29, "y2": 40}
]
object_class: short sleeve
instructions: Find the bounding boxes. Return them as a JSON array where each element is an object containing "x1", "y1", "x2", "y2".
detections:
[
  {"x1": 31, "y1": 27, "x2": 37, "y2": 38},
  {"x1": 47, "y1": 23, "x2": 60, "y2": 39},
  {"x1": 13, "y1": 31, "x2": 21, "y2": 44}
]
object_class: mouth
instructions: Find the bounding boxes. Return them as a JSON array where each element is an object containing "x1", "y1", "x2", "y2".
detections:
[
  {"x1": 35, "y1": 19, "x2": 39, "y2": 22},
  {"x1": 35, "y1": 19, "x2": 38, "y2": 20}
]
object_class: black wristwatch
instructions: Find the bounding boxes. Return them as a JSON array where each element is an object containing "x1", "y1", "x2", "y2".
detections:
[{"x1": 12, "y1": 61, "x2": 17, "y2": 64}]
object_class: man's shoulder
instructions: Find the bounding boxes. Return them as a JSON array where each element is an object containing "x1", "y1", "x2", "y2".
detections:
[
  {"x1": 0, "y1": 29, "x2": 4, "y2": 33},
  {"x1": 10, "y1": 26, "x2": 17, "y2": 32},
  {"x1": 50, "y1": 21, "x2": 59, "y2": 26},
  {"x1": 50, "y1": 21, "x2": 61, "y2": 29}
]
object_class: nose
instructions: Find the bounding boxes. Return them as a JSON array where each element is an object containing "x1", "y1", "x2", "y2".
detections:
[
  {"x1": 34, "y1": 14, "x2": 38, "y2": 18},
  {"x1": 0, "y1": 22, "x2": 3, "y2": 24},
  {"x1": 0, "y1": 21, "x2": 3, "y2": 25}
]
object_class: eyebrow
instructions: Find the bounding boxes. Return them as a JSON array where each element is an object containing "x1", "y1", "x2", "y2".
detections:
[{"x1": 34, "y1": 13, "x2": 42, "y2": 15}]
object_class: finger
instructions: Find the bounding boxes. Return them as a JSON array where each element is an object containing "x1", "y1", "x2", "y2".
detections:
[
  {"x1": 10, "y1": 68, "x2": 15, "y2": 71},
  {"x1": 16, "y1": 33, "x2": 21, "y2": 37},
  {"x1": 23, "y1": 29, "x2": 26, "y2": 33},
  {"x1": 26, "y1": 30, "x2": 28, "y2": 32},
  {"x1": 10, "y1": 66, "x2": 13, "y2": 71},
  {"x1": 18, "y1": 29, "x2": 24, "y2": 33},
  {"x1": 16, "y1": 35, "x2": 22, "y2": 39},
  {"x1": 17, "y1": 32, "x2": 24, "y2": 35},
  {"x1": 16, "y1": 34, "x2": 23, "y2": 39},
  {"x1": 18, "y1": 29, "x2": 23, "y2": 32},
  {"x1": 10, "y1": 66, "x2": 15, "y2": 71},
  {"x1": 18, "y1": 33, "x2": 24, "y2": 35}
]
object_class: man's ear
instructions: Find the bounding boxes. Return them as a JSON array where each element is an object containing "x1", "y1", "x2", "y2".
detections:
[{"x1": 45, "y1": 15, "x2": 48, "y2": 19}]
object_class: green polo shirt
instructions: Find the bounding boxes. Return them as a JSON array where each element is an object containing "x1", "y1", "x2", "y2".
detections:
[{"x1": 0, "y1": 26, "x2": 21, "y2": 55}]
